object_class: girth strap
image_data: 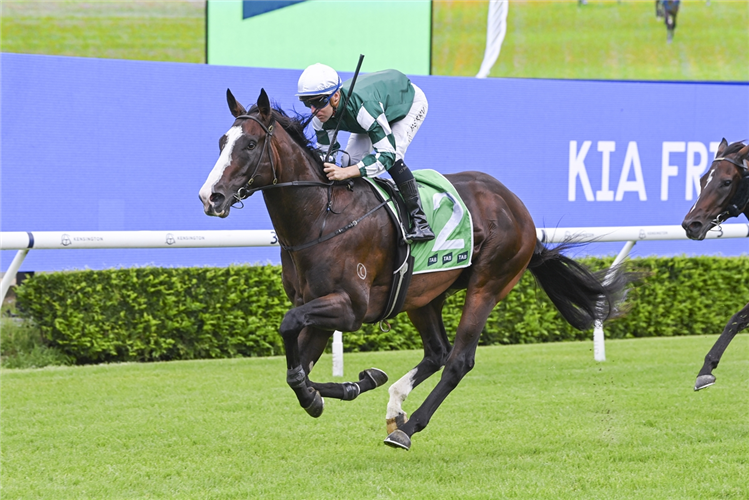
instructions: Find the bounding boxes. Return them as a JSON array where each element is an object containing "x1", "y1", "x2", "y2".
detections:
[{"x1": 280, "y1": 200, "x2": 389, "y2": 252}]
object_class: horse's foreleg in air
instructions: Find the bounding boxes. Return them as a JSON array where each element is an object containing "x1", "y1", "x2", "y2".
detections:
[
  {"x1": 695, "y1": 301, "x2": 749, "y2": 391},
  {"x1": 297, "y1": 326, "x2": 389, "y2": 402},
  {"x1": 386, "y1": 300, "x2": 452, "y2": 434},
  {"x1": 280, "y1": 294, "x2": 361, "y2": 417}
]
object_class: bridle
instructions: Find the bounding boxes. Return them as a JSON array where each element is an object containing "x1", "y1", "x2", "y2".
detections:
[
  {"x1": 709, "y1": 154, "x2": 749, "y2": 225},
  {"x1": 226, "y1": 112, "x2": 388, "y2": 252},
  {"x1": 229, "y1": 113, "x2": 333, "y2": 207}
]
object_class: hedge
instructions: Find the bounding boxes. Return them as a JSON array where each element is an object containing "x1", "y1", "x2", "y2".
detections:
[{"x1": 14, "y1": 256, "x2": 749, "y2": 364}]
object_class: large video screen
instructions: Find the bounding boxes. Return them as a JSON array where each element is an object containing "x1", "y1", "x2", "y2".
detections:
[
  {"x1": 432, "y1": 0, "x2": 748, "y2": 81},
  {"x1": 206, "y1": 0, "x2": 431, "y2": 75}
]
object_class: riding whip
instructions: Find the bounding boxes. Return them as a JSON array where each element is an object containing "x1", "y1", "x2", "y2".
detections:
[{"x1": 324, "y1": 54, "x2": 365, "y2": 164}]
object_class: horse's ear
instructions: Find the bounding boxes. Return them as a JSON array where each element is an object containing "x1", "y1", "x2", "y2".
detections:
[
  {"x1": 226, "y1": 89, "x2": 247, "y2": 118},
  {"x1": 717, "y1": 138, "x2": 728, "y2": 157},
  {"x1": 257, "y1": 88, "x2": 271, "y2": 118},
  {"x1": 738, "y1": 144, "x2": 749, "y2": 158}
]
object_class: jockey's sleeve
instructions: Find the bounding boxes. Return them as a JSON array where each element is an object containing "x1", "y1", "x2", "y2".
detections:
[{"x1": 353, "y1": 101, "x2": 397, "y2": 178}]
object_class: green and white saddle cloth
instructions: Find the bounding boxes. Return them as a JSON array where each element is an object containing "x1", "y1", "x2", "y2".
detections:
[{"x1": 365, "y1": 169, "x2": 474, "y2": 274}]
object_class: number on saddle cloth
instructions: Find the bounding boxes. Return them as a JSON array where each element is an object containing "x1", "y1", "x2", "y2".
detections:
[{"x1": 365, "y1": 169, "x2": 474, "y2": 275}]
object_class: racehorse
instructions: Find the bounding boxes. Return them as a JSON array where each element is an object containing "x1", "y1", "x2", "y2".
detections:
[
  {"x1": 682, "y1": 138, "x2": 749, "y2": 391},
  {"x1": 199, "y1": 88, "x2": 633, "y2": 450}
]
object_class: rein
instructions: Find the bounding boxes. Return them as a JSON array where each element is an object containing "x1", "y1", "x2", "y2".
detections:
[
  {"x1": 711, "y1": 155, "x2": 749, "y2": 224},
  {"x1": 230, "y1": 113, "x2": 334, "y2": 206},
  {"x1": 229, "y1": 112, "x2": 388, "y2": 252}
]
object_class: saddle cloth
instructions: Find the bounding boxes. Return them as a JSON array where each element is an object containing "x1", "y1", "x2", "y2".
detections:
[{"x1": 364, "y1": 169, "x2": 474, "y2": 275}]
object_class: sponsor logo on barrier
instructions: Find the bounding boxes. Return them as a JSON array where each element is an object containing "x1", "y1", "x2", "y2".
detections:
[
  {"x1": 166, "y1": 233, "x2": 175, "y2": 245},
  {"x1": 60, "y1": 234, "x2": 105, "y2": 245}
]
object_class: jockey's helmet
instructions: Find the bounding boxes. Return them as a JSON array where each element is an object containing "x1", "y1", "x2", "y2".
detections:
[{"x1": 296, "y1": 63, "x2": 342, "y2": 107}]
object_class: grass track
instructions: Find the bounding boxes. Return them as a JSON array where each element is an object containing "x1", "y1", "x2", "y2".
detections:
[{"x1": 2, "y1": 335, "x2": 747, "y2": 499}]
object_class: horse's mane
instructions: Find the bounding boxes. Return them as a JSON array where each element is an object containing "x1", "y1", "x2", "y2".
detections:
[
  {"x1": 724, "y1": 141, "x2": 748, "y2": 157},
  {"x1": 247, "y1": 104, "x2": 323, "y2": 167}
]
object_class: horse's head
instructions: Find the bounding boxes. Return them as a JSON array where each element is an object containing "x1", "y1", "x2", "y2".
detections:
[
  {"x1": 682, "y1": 138, "x2": 749, "y2": 240},
  {"x1": 199, "y1": 88, "x2": 278, "y2": 218}
]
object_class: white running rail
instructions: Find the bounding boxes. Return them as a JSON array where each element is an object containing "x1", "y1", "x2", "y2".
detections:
[{"x1": 2, "y1": 224, "x2": 748, "y2": 369}]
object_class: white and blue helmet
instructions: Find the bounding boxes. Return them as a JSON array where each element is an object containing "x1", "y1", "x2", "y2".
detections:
[{"x1": 296, "y1": 63, "x2": 342, "y2": 98}]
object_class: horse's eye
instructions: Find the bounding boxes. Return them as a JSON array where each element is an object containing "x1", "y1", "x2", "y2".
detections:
[
  {"x1": 723, "y1": 179, "x2": 732, "y2": 187},
  {"x1": 247, "y1": 141, "x2": 257, "y2": 150}
]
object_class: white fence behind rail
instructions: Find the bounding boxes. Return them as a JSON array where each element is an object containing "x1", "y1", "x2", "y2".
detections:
[{"x1": 2, "y1": 224, "x2": 748, "y2": 371}]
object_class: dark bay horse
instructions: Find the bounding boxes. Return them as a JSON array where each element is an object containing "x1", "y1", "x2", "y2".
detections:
[
  {"x1": 199, "y1": 89, "x2": 632, "y2": 450},
  {"x1": 682, "y1": 138, "x2": 749, "y2": 391}
]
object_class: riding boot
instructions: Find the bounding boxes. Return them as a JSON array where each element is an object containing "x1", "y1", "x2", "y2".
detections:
[{"x1": 397, "y1": 178, "x2": 435, "y2": 243}]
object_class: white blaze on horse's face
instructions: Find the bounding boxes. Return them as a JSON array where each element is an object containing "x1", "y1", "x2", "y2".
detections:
[
  {"x1": 199, "y1": 125, "x2": 244, "y2": 216},
  {"x1": 704, "y1": 170, "x2": 715, "y2": 189}
]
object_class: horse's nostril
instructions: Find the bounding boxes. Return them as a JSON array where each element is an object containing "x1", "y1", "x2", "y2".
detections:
[{"x1": 210, "y1": 193, "x2": 224, "y2": 204}]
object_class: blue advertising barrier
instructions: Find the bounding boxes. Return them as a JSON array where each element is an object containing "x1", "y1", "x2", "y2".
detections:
[{"x1": 2, "y1": 53, "x2": 747, "y2": 271}]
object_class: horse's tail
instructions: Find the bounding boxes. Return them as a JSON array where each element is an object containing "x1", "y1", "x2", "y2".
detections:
[{"x1": 527, "y1": 240, "x2": 632, "y2": 331}]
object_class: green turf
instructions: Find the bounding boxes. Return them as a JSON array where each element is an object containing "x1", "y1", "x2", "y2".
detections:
[
  {"x1": 2, "y1": 335, "x2": 747, "y2": 499},
  {"x1": 433, "y1": 0, "x2": 749, "y2": 81},
  {"x1": 1, "y1": 0, "x2": 205, "y2": 63}
]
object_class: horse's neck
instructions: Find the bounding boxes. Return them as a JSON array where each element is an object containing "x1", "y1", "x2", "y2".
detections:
[{"x1": 262, "y1": 143, "x2": 329, "y2": 246}]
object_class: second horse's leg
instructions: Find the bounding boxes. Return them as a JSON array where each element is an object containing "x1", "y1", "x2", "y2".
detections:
[{"x1": 695, "y1": 301, "x2": 749, "y2": 391}]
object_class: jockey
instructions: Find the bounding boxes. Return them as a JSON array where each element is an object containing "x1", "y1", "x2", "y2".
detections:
[{"x1": 296, "y1": 63, "x2": 435, "y2": 243}]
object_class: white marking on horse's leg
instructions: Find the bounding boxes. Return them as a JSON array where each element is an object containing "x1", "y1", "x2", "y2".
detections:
[
  {"x1": 199, "y1": 125, "x2": 243, "y2": 203},
  {"x1": 386, "y1": 368, "x2": 417, "y2": 420}
]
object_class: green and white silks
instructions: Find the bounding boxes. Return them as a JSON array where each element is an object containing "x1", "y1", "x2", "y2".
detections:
[{"x1": 365, "y1": 169, "x2": 473, "y2": 274}]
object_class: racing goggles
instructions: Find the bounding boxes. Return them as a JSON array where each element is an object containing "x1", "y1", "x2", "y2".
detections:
[{"x1": 300, "y1": 93, "x2": 333, "y2": 110}]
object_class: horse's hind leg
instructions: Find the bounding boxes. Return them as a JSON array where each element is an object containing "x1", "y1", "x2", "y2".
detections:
[
  {"x1": 385, "y1": 291, "x2": 501, "y2": 450},
  {"x1": 386, "y1": 296, "x2": 452, "y2": 434},
  {"x1": 298, "y1": 326, "x2": 389, "y2": 401},
  {"x1": 695, "y1": 301, "x2": 749, "y2": 391}
]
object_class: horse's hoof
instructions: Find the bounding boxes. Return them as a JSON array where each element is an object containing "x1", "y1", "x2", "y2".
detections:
[
  {"x1": 303, "y1": 391, "x2": 324, "y2": 418},
  {"x1": 360, "y1": 368, "x2": 388, "y2": 387},
  {"x1": 386, "y1": 412, "x2": 408, "y2": 434},
  {"x1": 694, "y1": 374, "x2": 716, "y2": 391},
  {"x1": 384, "y1": 429, "x2": 411, "y2": 450}
]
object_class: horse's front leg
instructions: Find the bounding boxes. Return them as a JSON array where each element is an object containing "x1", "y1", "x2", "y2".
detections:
[
  {"x1": 297, "y1": 327, "x2": 389, "y2": 402},
  {"x1": 280, "y1": 293, "x2": 363, "y2": 417},
  {"x1": 695, "y1": 301, "x2": 749, "y2": 391}
]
